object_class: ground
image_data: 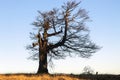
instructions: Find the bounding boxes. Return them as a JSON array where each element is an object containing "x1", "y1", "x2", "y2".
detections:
[{"x1": 0, "y1": 74, "x2": 119, "y2": 80}]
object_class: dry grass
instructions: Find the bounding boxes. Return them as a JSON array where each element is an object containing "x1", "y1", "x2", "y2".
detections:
[
  {"x1": 0, "y1": 74, "x2": 85, "y2": 80},
  {"x1": 0, "y1": 74, "x2": 119, "y2": 80}
]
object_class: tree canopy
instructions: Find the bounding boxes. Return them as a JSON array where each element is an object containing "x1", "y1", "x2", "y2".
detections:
[{"x1": 26, "y1": 1, "x2": 100, "y2": 74}]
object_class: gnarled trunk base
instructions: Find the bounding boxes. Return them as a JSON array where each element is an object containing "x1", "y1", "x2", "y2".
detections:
[
  {"x1": 37, "y1": 60, "x2": 48, "y2": 74},
  {"x1": 37, "y1": 50, "x2": 48, "y2": 74}
]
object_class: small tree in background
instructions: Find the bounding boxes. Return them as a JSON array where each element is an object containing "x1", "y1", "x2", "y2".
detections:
[
  {"x1": 26, "y1": 1, "x2": 100, "y2": 74},
  {"x1": 82, "y1": 66, "x2": 94, "y2": 74}
]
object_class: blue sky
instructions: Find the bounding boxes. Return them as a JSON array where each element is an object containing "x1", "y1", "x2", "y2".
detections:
[{"x1": 0, "y1": 0, "x2": 120, "y2": 74}]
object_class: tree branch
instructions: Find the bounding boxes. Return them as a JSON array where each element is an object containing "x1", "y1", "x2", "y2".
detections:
[{"x1": 48, "y1": 28, "x2": 62, "y2": 37}]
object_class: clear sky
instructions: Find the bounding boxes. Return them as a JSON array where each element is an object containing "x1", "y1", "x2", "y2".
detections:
[{"x1": 0, "y1": 0, "x2": 120, "y2": 74}]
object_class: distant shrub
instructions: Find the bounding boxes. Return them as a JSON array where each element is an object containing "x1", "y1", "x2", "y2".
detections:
[{"x1": 82, "y1": 66, "x2": 94, "y2": 75}]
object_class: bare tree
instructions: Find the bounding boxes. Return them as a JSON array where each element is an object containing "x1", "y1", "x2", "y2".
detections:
[
  {"x1": 82, "y1": 66, "x2": 94, "y2": 74},
  {"x1": 26, "y1": 1, "x2": 100, "y2": 74}
]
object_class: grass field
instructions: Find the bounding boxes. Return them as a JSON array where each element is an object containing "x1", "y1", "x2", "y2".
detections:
[
  {"x1": 0, "y1": 74, "x2": 119, "y2": 80},
  {"x1": 0, "y1": 74, "x2": 84, "y2": 80}
]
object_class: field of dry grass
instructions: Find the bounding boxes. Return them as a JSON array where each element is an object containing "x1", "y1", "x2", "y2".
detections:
[
  {"x1": 0, "y1": 74, "x2": 119, "y2": 80},
  {"x1": 0, "y1": 74, "x2": 85, "y2": 80}
]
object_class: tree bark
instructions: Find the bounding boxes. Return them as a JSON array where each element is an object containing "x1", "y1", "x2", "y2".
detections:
[
  {"x1": 37, "y1": 27, "x2": 48, "y2": 74},
  {"x1": 37, "y1": 50, "x2": 48, "y2": 74}
]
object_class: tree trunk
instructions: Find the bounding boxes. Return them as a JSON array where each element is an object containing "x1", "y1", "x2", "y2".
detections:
[
  {"x1": 37, "y1": 22, "x2": 48, "y2": 74},
  {"x1": 37, "y1": 50, "x2": 48, "y2": 74}
]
